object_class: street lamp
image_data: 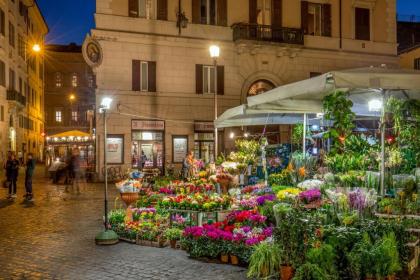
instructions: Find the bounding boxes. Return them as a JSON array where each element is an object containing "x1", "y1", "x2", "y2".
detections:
[
  {"x1": 369, "y1": 97, "x2": 386, "y2": 196},
  {"x1": 32, "y1": 43, "x2": 41, "y2": 53},
  {"x1": 209, "y1": 45, "x2": 220, "y2": 161},
  {"x1": 95, "y1": 97, "x2": 118, "y2": 245}
]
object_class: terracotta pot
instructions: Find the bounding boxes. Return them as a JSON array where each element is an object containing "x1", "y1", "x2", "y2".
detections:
[
  {"x1": 120, "y1": 192, "x2": 139, "y2": 207},
  {"x1": 385, "y1": 275, "x2": 396, "y2": 280},
  {"x1": 170, "y1": 240, "x2": 177, "y2": 249},
  {"x1": 280, "y1": 265, "x2": 294, "y2": 280},
  {"x1": 220, "y1": 254, "x2": 229, "y2": 263},
  {"x1": 230, "y1": 255, "x2": 239, "y2": 265}
]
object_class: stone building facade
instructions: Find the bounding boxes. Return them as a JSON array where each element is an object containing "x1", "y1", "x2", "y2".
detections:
[
  {"x1": 0, "y1": 0, "x2": 47, "y2": 162},
  {"x1": 44, "y1": 44, "x2": 96, "y2": 166},
  {"x1": 87, "y1": 0, "x2": 399, "y2": 175}
]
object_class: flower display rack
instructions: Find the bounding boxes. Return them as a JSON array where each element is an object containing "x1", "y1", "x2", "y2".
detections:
[{"x1": 168, "y1": 209, "x2": 231, "y2": 227}]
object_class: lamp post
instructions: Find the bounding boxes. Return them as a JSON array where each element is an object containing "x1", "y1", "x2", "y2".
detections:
[
  {"x1": 368, "y1": 96, "x2": 385, "y2": 196},
  {"x1": 209, "y1": 45, "x2": 220, "y2": 161},
  {"x1": 95, "y1": 97, "x2": 118, "y2": 245}
]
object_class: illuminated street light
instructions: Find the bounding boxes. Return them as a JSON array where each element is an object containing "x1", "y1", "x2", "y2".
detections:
[
  {"x1": 101, "y1": 97, "x2": 113, "y2": 110},
  {"x1": 368, "y1": 99, "x2": 383, "y2": 112},
  {"x1": 209, "y1": 45, "x2": 220, "y2": 161},
  {"x1": 209, "y1": 45, "x2": 220, "y2": 58},
  {"x1": 32, "y1": 43, "x2": 41, "y2": 53}
]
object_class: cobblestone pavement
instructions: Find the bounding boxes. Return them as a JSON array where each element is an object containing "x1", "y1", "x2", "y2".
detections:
[{"x1": 0, "y1": 167, "x2": 246, "y2": 280}]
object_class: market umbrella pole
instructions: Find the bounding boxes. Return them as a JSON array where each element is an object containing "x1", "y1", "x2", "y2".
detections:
[
  {"x1": 95, "y1": 107, "x2": 118, "y2": 245},
  {"x1": 380, "y1": 96, "x2": 386, "y2": 196},
  {"x1": 303, "y1": 113, "x2": 307, "y2": 156}
]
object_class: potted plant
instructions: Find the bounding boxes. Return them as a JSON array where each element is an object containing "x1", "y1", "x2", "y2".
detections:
[
  {"x1": 164, "y1": 228, "x2": 183, "y2": 249},
  {"x1": 247, "y1": 242, "x2": 281, "y2": 279}
]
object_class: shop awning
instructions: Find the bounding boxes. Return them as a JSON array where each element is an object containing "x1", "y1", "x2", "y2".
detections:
[
  {"x1": 48, "y1": 130, "x2": 90, "y2": 138},
  {"x1": 215, "y1": 67, "x2": 420, "y2": 128}
]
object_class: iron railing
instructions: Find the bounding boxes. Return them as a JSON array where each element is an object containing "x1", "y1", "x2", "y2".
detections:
[
  {"x1": 232, "y1": 23, "x2": 304, "y2": 45},
  {"x1": 7, "y1": 89, "x2": 26, "y2": 105}
]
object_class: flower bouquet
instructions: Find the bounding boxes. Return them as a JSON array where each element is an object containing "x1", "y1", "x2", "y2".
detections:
[{"x1": 298, "y1": 188, "x2": 322, "y2": 209}]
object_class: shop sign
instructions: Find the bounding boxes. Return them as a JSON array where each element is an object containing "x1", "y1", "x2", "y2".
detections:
[
  {"x1": 173, "y1": 136, "x2": 188, "y2": 163},
  {"x1": 132, "y1": 120, "x2": 165, "y2": 131},
  {"x1": 194, "y1": 122, "x2": 214, "y2": 132},
  {"x1": 106, "y1": 135, "x2": 124, "y2": 164}
]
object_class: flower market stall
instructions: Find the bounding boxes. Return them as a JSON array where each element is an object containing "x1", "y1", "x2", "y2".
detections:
[{"x1": 106, "y1": 66, "x2": 420, "y2": 279}]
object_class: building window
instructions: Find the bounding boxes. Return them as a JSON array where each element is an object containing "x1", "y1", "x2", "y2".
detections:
[
  {"x1": 132, "y1": 60, "x2": 156, "y2": 92},
  {"x1": 18, "y1": 34, "x2": 25, "y2": 58},
  {"x1": 9, "y1": 68, "x2": 15, "y2": 90},
  {"x1": 87, "y1": 74, "x2": 94, "y2": 88},
  {"x1": 0, "y1": 105, "x2": 4, "y2": 121},
  {"x1": 414, "y1": 58, "x2": 420, "y2": 70},
  {"x1": 138, "y1": 0, "x2": 156, "y2": 19},
  {"x1": 140, "y1": 61, "x2": 148, "y2": 91},
  {"x1": 200, "y1": 0, "x2": 216, "y2": 25},
  {"x1": 0, "y1": 9, "x2": 5, "y2": 36},
  {"x1": 55, "y1": 110, "x2": 62, "y2": 123},
  {"x1": 247, "y1": 79, "x2": 275, "y2": 97},
  {"x1": 55, "y1": 72, "x2": 62, "y2": 87},
  {"x1": 307, "y1": 3, "x2": 322, "y2": 36},
  {"x1": 203, "y1": 65, "x2": 215, "y2": 94},
  {"x1": 8, "y1": 22, "x2": 15, "y2": 47},
  {"x1": 302, "y1": 2, "x2": 331, "y2": 37},
  {"x1": 0, "y1": 60, "x2": 5, "y2": 87},
  {"x1": 71, "y1": 73, "x2": 78, "y2": 87},
  {"x1": 72, "y1": 111, "x2": 78, "y2": 122},
  {"x1": 355, "y1": 7, "x2": 370, "y2": 40},
  {"x1": 257, "y1": 0, "x2": 272, "y2": 25}
]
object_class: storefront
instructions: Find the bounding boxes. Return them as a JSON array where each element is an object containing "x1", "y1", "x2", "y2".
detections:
[
  {"x1": 194, "y1": 122, "x2": 215, "y2": 164},
  {"x1": 131, "y1": 120, "x2": 165, "y2": 173}
]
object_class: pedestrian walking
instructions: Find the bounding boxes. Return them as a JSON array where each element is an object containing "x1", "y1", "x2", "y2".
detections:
[
  {"x1": 71, "y1": 148, "x2": 81, "y2": 194},
  {"x1": 24, "y1": 153, "x2": 36, "y2": 201},
  {"x1": 5, "y1": 153, "x2": 20, "y2": 199},
  {"x1": 18, "y1": 151, "x2": 23, "y2": 165}
]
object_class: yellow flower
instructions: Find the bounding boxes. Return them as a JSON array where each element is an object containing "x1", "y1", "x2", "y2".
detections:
[{"x1": 277, "y1": 188, "x2": 301, "y2": 200}]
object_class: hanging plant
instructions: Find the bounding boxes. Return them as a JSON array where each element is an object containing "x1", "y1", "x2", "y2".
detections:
[
  {"x1": 385, "y1": 96, "x2": 404, "y2": 135},
  {"x1": 323, "y1": 91, "x2": 355, "y2": 152}
]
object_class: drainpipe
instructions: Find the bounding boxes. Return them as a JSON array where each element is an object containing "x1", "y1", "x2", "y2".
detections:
[{"x1": 339, "y1": 0, "x2": 342, "y2": 49}]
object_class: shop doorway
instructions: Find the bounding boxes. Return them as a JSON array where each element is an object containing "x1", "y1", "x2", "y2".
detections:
[{"x1": 132, "y1": 131, "x2": 164, "y2": 172}]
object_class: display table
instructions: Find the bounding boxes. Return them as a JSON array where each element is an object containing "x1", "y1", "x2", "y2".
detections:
[{"x1": 168, "y1": 209, "x2": 231, "y2": 226}]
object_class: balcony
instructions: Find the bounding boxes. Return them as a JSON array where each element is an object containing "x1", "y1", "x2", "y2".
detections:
[
  {"x1": 7, "y1": 89, "x2": 26, "y2": 106},
  {"x1": 232, "y1": 23, "x2": 304, "y2": 45}
]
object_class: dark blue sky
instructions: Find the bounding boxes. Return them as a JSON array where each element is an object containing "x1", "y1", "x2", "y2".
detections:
[{"x1": 37, "y1": 0, "x2": 420, "y2": 45}]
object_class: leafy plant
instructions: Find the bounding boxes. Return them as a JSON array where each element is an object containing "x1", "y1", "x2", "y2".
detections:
[
  {"x1": 293, "y1": 244, "x2": 338, "y2": 280},
  {"x1": 247, "y1": 242, "x2": 282, "y2": 279},
  {"x1": 163, "y1": 228, "x2": 183, "y2": 241},
  {"x1": 108, "y1": 209, "x2": 126, "y2": 225},
  {"x1": 292, "y1": 123, "x2": 304, "y2": 146}
]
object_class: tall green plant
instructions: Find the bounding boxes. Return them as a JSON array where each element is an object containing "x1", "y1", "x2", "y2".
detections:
[{"x1": 247, "y1": 242, "x2": 282, "y2": 279}]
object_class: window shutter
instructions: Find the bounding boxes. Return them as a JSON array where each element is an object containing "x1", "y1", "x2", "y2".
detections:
[
  {"x1": 128, "y1": 0, "x2": 138, "y2": 17},
  {"x1": 132, "y1": 60, "x2": 140, "y2": 91},
  {"x1": 192, "y1": 0, "x2": 200, "y2": 24},
  {"x1": 0, "y1": 9, "x2": 4, "y2": 36},
  {"x1": 217, "y1": 0, "x2": 227, "y2": 26},
  {"x1": 355, "y1": 8, "x2": 370, "y2": 40},
  {"x1": 322, "y1": 4, "x2": 332, "y2": 37},
  {"x1": 157, "y1": 0, "x2": 168, "y2": 20},
  {"x1": 272, "y1": 0, "x2": 282, "y2": 27},
  {"x1": 196, "y1": 64, "x2": 203, "y2": 94},
  {"x1": 301, "y1": 1, "x2": 308, "y2": 34},
  {"x1": 249, "y1": 0, "x2": 257, "y2": 24},
  {"x1": 217, "y1": 66, "x2": 224, "y2": 95},
  {"x1": 148, "y1": 61, "x2": 156, "y2": 92}
]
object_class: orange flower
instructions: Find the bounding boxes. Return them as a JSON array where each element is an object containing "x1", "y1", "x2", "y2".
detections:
[
  {"x1": 287, "y1": 163, "x2": 294, "y2": 171},
  {"x1": 298, "y1": 167, "x2": 306, "y2": 177}
]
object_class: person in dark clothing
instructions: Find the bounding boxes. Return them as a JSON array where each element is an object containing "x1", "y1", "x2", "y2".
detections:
[
  {"x1": 24, "y1": 153, "x2": 36, "y2": 201},
  {"x1": 70, "y1": 148, "x2": 81, "y2": 193},
  {"x1": 6, "y1": 153, "x2": 20, "y2": 199}
]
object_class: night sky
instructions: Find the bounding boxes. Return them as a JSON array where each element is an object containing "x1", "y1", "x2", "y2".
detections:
[{"x1": 37, "y1": 0, "x2": 420, "y2": 45}]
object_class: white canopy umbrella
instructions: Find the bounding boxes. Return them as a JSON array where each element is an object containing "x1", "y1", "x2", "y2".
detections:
[{"x1": 216, "y1": 66, "x2": 420, "y2": 195}]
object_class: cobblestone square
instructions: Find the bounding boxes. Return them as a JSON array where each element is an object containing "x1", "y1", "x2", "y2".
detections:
[{"x1": 0, "y1": 168, "x2": 246, "y2": 280}]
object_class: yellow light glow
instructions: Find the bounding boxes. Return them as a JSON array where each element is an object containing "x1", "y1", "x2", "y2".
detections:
[
  {"x1": 69, "y1": 94, "x2": 76, "y2": 101},
  {"x1": 32, "y1": 44, "x2": 41, "y2": 53}
]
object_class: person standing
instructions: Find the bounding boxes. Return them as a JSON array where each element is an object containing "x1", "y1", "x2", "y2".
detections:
[
  {"x1": 181, "y1": 151, "x2": 194, "y2": 179},
  {"x1": 6, "y1": 153, "x2": 20, "y2": 199},
  {"x1": 24, "y1": 153, "x2": 36, "y2": 201},
  {"x1": 71, "y1": 148, "x2": 81, "y2": 194}
]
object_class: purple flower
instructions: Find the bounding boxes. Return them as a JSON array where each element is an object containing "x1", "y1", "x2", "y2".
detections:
[
  {"x1": 262, "y1": 227, "x2": 273, "y2": 237},
  {"x1": 348, "y1": 188, "x2": 367, "y2": 212},
  {"x1": 299, "y1": 188, "x2": 321, "y2": 203},
  {"x1": 245, "y1": 237, "x2": 260, "y2": 246},
  {"x1": 241, "y1": 226, "x2": 252, "y2": 233},
  {"x1": 256, "y1": 194, "x2": 276, "y2": 205}
]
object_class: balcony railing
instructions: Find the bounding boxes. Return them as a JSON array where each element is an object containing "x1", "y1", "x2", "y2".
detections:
[
  {"x1": 7, "y1": 89, "x2": 26, "y2": 106},
  {"x1": 232, "y1": 23, "x2": 304, "y2": 45}
]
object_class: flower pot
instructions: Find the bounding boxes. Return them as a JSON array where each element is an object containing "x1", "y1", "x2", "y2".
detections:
[
  {"x1": 170, "y1": 240, "x2": 177, "y2": 249},
  {"x1": 385, "y1": 275, "x2": 396, "y2": 280},
  {"x1": 280, "y1": 265, "x2": 294, "y2": 280},
  {"x1": 220, "y1": 254, "x2": 229, "y2": 263},
  {"x1": 230, "y1": 255, "x2": 239, "y2": 265},
  {"x1": 120, "y1": 192, "x2": 139, "y2": 207}
]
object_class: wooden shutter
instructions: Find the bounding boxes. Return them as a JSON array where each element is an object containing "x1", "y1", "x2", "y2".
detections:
[
  {"x1": 301, "y1": 1, "x2": 308, "y2": 34},
  {"x1": 0, "y1": 9, "x2": 4, "y2": 36},
  {"x1": 157, "y1": 0, "x2": 168, "y2": 20},
  {"x1": 196, "y1": 64, "x2": 203, "y2": 94},
  {"x1": 272, "y1": 0, "x2": 282, "y2": 26},
  {"x1": 128, "y1": 0, "x2": 138, "y2": 17},
  {"x1": 322, "y1": 4, "x2": 332, "y2": 37},
  {"x1": 249, "y1": 0, "x2": 257, "y2": 24},
  {"x1": 216, "y1": 66, "x2": 224, "y2": 95},
  {"x1": 148, "y1": 61, "x2": 157, "y2": 92},
  {"x1": 132, "y1": 60, "x2": 140, "y2": 91},
  {"x1": 217, "y1": 0, "x2": 227, "y2": 26},
  {"x1": 355, "y1": 8, "x2": 370, "y2": 40},
  {"x1": 192, "y1": 0, "x2": 201, "y2": 24}
]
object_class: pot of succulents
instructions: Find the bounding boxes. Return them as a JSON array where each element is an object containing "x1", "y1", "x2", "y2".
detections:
[
  {"x1": 247, "y1": 242, "x2": 281, "y2": 279},
  {"x1": 164, "y1": 228, "x2": 183, "y2": 249}
]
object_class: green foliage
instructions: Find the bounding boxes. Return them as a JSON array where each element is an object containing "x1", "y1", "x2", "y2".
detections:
[
  {"x1": 292, "y1": 263, "x2": 330, "y2": 280},
  {"x1": 108, "y1": 209, "x2": 125, "y2": 225},
  {"x1": 323, "y1": 91, "x2": 355, "y2": 151},
  {"x1": 163, "y1": 228, "x2": 183, "y2": 241},
  {"x1": 325, "y1": 153, "x2": 374, "y2": 173},
  {"x1": 258, "y1": 201, "x2": 276, "y2": 225},
  {"x1": 293, "y1": 244, "x2": 338, "y2": 280},
  {"x1": 292, "y1": 123, "x2": 304, "y2": 146},
  {"x1": 247, "y1": 242, "x2": 282, "y2": 279},
  {"x1": 268, "y1": 170, "x2": 293, "y2": 186},
  {"x1": 228, "y1": 139, "x2": 260, "y2": 166}
]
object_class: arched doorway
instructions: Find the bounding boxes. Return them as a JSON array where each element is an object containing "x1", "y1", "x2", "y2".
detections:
[{"x1": 247, "y1": 79, "x2": 275, "y2": 97}]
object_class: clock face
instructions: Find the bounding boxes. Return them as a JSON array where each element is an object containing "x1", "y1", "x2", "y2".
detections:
[{"x1": 87, "y1": 42, "x2": 101, "y2": 64}]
